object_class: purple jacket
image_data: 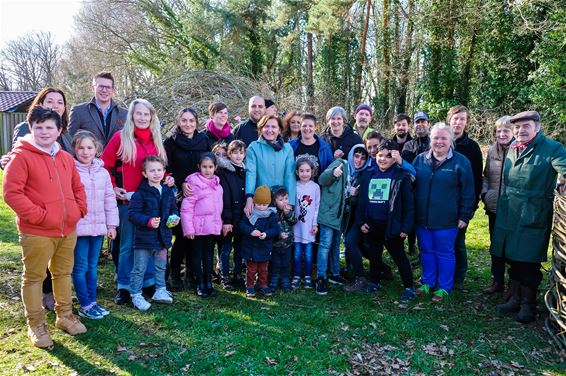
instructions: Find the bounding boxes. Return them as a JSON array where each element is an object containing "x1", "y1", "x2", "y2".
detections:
[
  {"x1": 74, "y1": 158, "x2": 119, "y2": 237},
  {"x1": 181, "y1": 172, "x2": 223, "y2": 236}
]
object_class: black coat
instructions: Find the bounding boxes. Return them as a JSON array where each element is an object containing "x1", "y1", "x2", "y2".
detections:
[
  {"x1": 203, "y1": 129, "x2": 235, "y2": 147},
  {"x1": 320, "y1": 124, "x2": 362, "y2": 157},
  {"x1": 128, "y1": 180, "x2": 178, "y2": 250},
  {"x1": 401, "y1": 135, "x2": 430, "y2": 164},
  {"x1": 454, "y1": 132, "x2": 483, "y2": 209},
  {"x1": 164, "y1": 131, "x2": 211, "y2": 191},
  {"x1": 216, "y1": 157, "x2": 246, "y2": 226},
  {"x1": 234, "y1": 118, "x2": 259, "y2": 147},
  {"x1": 239, "y1": 212, "x2": 280, "y2": 262}
]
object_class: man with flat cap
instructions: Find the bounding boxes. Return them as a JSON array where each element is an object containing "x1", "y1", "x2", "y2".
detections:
[{"x1": 492, "y1": 111, "x2": 565, "y2": 324}]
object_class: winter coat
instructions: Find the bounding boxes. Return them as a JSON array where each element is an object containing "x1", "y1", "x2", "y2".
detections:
[
  {"x1": 273, "y1": 209, "x2": 298, "y2": 249},
  {"x1": 356, "y1": 165, "x2": 415, "y2": 238},
  {"x1": 245, "y1": 137, "x2": 296, "y2": 202},
  {"x1": 69, "y1": 98, "x2": 127, "y2": 147},
  {"x1": 3, "y1": 134, "x2": 87, "y2": 237},
  {"x1": 75, "y1": 158, "x2": 119, "y2": 237},
  {"x1": 491, "y1": 131, "x2": 566, "y2": 263},
  {"x1": 164, "y1": 130, "x2": 211, "y2": 191},
  {"x1": 216, "y1": 157, "x2": 246, "y2": 227},
  {"x1": 391, "y1": 134, "x2": 413, "y2": 152},
  {"x1": 180, "y1": 172, "x2": 223, "y2": 236},
  {"x1": 342, "y1": 144, "x2": 372, "y2": 232},
  {"x1": 234, "y1": 118, "x2": 259, "y2": 147},
  {"x1": 203, "y1": 129, "x2": 235, "y2": 147},
  {"x1": 289, "y1": 135, "x2": 334, "y2": 174},
  {"x1": 412, "y1": 148, "x2": 475, "y2": 229},
  {"x1": 320, "y1": 124, "x2": 363, "y2": 157},
  {"x1": 481, "y1": 142, "x2": 510, "y2": 214},
  {"x1": 318, "y1": 159, "x2": 349, "y2": 231},
  {"x1": 128, "y1": 180, "x2": 178, "y2": 249},
  {"x1": 11, "y1": 121, "x2": 73, "y2": 153},
  {"x1": 353, "y1": 126, "x2": 376, "y2": 141},
  {"x1": 454, "y1": 132, "x2": 483, "y2": 208},
  {"x1": 402, "y1": 135, "x2": 430, "y2": 164},
  {"x1": 239, "y1": 212, "x2": 280, "y2": 262}
]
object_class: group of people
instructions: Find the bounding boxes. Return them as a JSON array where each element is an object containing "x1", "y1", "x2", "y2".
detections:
[{"x1": 2, "y1": 71, "x2": 565, "y2": 350}]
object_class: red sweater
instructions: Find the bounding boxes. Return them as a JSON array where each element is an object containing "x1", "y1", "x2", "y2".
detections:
[{"x1": 3, "y1": 135, "x2": 87, "y2": 237}]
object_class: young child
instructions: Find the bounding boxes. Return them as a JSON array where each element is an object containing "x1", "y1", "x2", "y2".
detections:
[
  {"x1": 344, "y1": 140, "x2": 416, "y2": 303},
  {"x1": 270, "y1": 186, "x2": 298, "y2": 292},
  {"x1": 212, "y1": 142, "x2": 228, "y2": 159},
  {"x1": 72, "y1": 131, "x2": 119, "y2": 319},
  {"x1": 181, "y1": 153, "x2": 224, "y2": 297},
  {"x1": 292, "y1": 156, "x2": 320, "y2": 289},
  {"x1": 239, "y1": 186, "x2": 280, "y2": 297},
  {"x1": 216, "y1": 140, "x2": 247, "y2": 290},
  {"x1": 3, "y1": 106, "x2": 88, "y2": 348},
  {"x1": 128, "y1": 155, "x2": 179, "y2": 311}
]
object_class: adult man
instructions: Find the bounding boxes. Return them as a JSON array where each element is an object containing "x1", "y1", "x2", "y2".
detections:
[
  {"x1": 492, "y1": 111, "x2": 565, "y2": 323},
  {"x1": 68, "y1": 72, "x2": 127, "y2": 146},
  {"x1": 353, "y1": 104, "x2": 375, "y2": 140},
  {"x1": 234, "y1": 96, "x2": 266, "y2": 147},
  {"x1": 447, "y1": 105, "x2": 483, "y2": 290},
  {"x1": 402, "y1": 111, "x2": 430, "y2": 163},
  {"x1": 391, "y1": 113, "x2": 413, "y2": 151}
]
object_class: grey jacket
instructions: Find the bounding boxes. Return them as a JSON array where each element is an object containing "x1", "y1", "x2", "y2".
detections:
[{"x1": 68, "y1": 98, "x2": 127, "y2": 146}]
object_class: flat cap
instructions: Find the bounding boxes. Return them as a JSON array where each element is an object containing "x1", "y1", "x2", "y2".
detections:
[{"x1": 510, "y1": 111, "x2": 540, "y2": 123}]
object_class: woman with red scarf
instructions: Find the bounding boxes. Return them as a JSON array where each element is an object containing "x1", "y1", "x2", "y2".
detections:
[{"x1": 203, "y1": 102, "x2": 235, "y2": 147}]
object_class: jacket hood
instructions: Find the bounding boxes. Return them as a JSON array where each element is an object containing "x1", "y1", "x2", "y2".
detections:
[
  {"x1": 12, "y1": 133, "x2": 61, "y2": 156},
  {"x1": 74, "y1": 157, "x2": 104, "y2": 173},
  {"x1": 347, "y1": 143, "x2": 370, "y2": 176},
  {"x1": 216, "y1": 155, "x2": 245, "y2": 172},
  {"x1": 187, "y1": 172, "x2": 220, "y2": 189}
]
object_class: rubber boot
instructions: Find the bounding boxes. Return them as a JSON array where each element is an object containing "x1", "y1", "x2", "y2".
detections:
[
  {"x1": 496, "y1": 280, "x2": 521, "y2": 314},
  {"x1": 516, "y1": 285, "x2": 537, "y2": 324}
]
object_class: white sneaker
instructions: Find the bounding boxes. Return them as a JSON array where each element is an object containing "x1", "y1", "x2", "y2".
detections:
[
  {"x1": 131, "y1": 294, "x2": 151, "y2": 311},
  {"x1": 152, "y1": 288, "x2": 173, "y2": 304}
]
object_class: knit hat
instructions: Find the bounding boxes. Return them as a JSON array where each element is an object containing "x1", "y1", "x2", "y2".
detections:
[
  {"x1": 254, "y1": 186, "x2": 272, "y2": 205},
  {"x1": 265, "y1": 99, "x2": 275, "y2": 108},
  {"x1": 355, "y1": 104, "x2": 372, "y2": 116}
]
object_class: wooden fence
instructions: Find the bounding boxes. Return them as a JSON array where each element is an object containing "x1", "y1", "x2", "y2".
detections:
[{"x1": 0, "y1": 112, "x2": 26, "y2": 155}]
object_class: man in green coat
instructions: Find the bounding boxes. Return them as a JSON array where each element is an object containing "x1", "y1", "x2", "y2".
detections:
[{"x1": 492, "y1": 111, "x2": 566, "y2": 324}]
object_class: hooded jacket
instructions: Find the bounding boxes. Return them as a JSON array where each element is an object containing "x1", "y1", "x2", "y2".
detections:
[
  {"x1": 317, "y1": 159, "x2": 349, "y2": 231},
  {"x1": 75, "y1": 158, "x2": 119, "y2": 237},
  {"x1": 180, "y1": 172, "x2": 224, "y2": 236},
  {"x1": 321, "y1": 124, "x2": 363, "y2": 157},
  {"x1": 3, "y1": 134, "x2": 87, "y2": 237}
]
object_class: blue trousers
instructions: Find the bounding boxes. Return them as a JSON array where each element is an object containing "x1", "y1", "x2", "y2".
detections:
[
  {"x1": 130, "y1": 248, "x2": 167, "y2": 294},
  {"x1": 416, "y1": 226, "x2": 459, "y2": 292},
  {"x1": 72, "y1": 235, "x2": 104, "y2": 308},
  {"x1": 219, "y1": 231, "x2": 243, "y2": 278},
  {"x1": 317, "y1": 224, "x2": 341, "y2": 278},
  {"x1": 293, "y1": 242, "x2": 313, "y2": 279}
]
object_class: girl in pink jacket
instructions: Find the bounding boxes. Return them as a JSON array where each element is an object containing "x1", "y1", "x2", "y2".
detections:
[
  {"x1": 181, "y1": 153, "x2": 223, "y2": 297},
  {"x1": 72, "y1": 131, "x2": 119, "y2": 320}
]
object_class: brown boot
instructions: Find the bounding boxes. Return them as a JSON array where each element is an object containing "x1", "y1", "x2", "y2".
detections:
[
  {"x1": 28, "y1": 323, "x2": 53, "y2": 348},
  {"x1": 496, "y1": 280, "x2": 520, "y2": 314},
  {"x1": 56, "y1": 314, "x2": 87, "y2": 335},
  {"x1": 483, "y1": 281, "x2": 504, "y2": 294},
  {"x1": 344, "y1": 277, "x2": 368, "y2": 292},
  {"x1": 516, "y1": 285, "x2": 537, "y2": 324}
]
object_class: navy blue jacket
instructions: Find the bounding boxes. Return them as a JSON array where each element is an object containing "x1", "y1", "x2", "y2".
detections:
[
  {"x1": 412, "y1": 149, "x2": 475, "y2": 229},
  {"x1": 356, "y1": 165, "x2": 415, "y2": 238},
  {"x1": 128, "y1": 180, "x2": 179, "y2": 249},
  {"x1": 289, "y1": 134, "x2": 334, "y2": 174},
  {"x1": 239, "y1": 212, "x2": 280, "y2": 262}
]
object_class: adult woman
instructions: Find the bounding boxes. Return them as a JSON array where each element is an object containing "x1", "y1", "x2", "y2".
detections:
[
  {"x1": 282, "y1": 110, "x2": 302, "y2": 142},
  {"x1": 102, "y1": 98, "x2": 172, "y2": 305},
  {"x1": 412, "y1": 123, "x2": 475, "y2": 301},
  {"x1": 244, "y1": 114, "x2": 296, "y2": 216},
  {"x1": 289, "y1": 113, "x2": 333, "y2": 180},
  {"x1": 481, "y1": 116, "x2": 513, "y2": 294},
  {"x1": 163, "y1": 108, "x2": 211, "y2": 290},
  {"x1": 320, "y1": 106, "x2": 362, "y2": 160},
  {"x1": 203, "y1": 102, "x2": 234, "y2": 147}
]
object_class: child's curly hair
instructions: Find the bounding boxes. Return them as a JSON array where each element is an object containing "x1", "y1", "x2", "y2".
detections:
[{"x1": 295, "y1": 155, "x2": 318, "y2": 178}]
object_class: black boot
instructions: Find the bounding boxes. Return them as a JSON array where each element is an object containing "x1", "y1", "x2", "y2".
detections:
[
  {"x1": 197, "y1": 276, "x2": 209, "y2": 297},
  {"x1": 496, "y1": 280, "x2": 521, "y2": 314},
  {"x1": 167, "y1": 274, "x2": 184, "y2": 292},
  {"x1": 516, "y1": 285, "x2": 537, "y2": 324},
  {"x1": 206, "y1": 275, "x2": 218, "y2": 297}
]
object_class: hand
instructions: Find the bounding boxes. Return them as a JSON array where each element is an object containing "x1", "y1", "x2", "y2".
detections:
[
  {"x1": 182, "y1": 182, "x2": 193, "y2": 198},
  {"x1": 222, "y1": 224, "x2": 233, "y2": 236},
  {"x1": 280, "y1": 232, "x2": 289, "y2": 239},
  {"x1": 259, "y1": 232, "x2": 267, "y2": 240},
  {"x1": 0, "y1": 154, "x2": 11, "y2": 169},
  {"x1": 311, "y1": 225, "x2": 318, "y2": 235},
  {"x1": 558, "y1": 177, "x2": 566, "y2": 195},
  {"x1": 391, "y1": 150, "x2": 403, "y2": 165},
  {"x1": 457, "y1": 220, "x2": 467, "y2": 229},
  {"x1": 244, "y1": 197, "x2": 254, "y2": 217},
  {"x1": 164, "y1": 175, "x2": 175, "y2": 187},
  {"x1": 150, "y1": 217, "x2": 161, "y2": 228},
  {"x1": 283, "y1": 204, "x2": 293, "y2": 215},
  {"x1": 360, "y1": 224, "x2": 370, "y2": 234},
  {"x1": 333, "y1": 164, "x2": 343, "y2": 178},
  {"x1": 399, "y1": 232, "x2": 407, "y2": 238},
  {"x1": 350, "y1": 185, "x2": 359, "y2": 196},
  {"x1": 186, "y1": 233, "x2": 195, "y2": 239},
  {"x1": 107, "y1": 227, "x2": 117, "y2": 240},
  {"x1": 251, "y1": 229, "x2": 262, "y2": 237},
  {"x1": 333, "y1": 149, "x2": 344, "y2": 159},
  {"x1": 114, "y1": 187, "x2": 127, "y2": 200}
]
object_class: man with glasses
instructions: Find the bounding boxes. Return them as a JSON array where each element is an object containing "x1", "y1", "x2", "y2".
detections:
[{"x1": 69, "y1": 71, "x2": 127, "y2": 146}]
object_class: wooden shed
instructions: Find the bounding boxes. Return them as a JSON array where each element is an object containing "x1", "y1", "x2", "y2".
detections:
[{"x1": 0, "y1": 91, "x2": 38, "y2": 155}]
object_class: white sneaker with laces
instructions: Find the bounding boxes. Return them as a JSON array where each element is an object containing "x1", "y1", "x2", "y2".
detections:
[
  {"x1": 152, "y1": 288, "x2": 173, "y2": 304},
  {"x1": 131, "y1": 293, "x2": 151, "y2": 311}
]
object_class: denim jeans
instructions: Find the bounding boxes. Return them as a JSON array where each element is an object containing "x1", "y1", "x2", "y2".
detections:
[
  {"x1": 72, "y1": 235, "x2": 104, "y2": 308},
  {"x1": 117, "y1": 204, "x2": 155, "y2": 290},
  {"x1": 416, "y1": 226, "x2": 459, "y2": 292},
  {"x1": 219, "y1": 231, "x2": 243, "y2": 278},
  {"x1": 293, "y1": 242, "x2": 313, "y2": 278},
  {"x1": 453, "y1": 227, "x2": 468, "y2": 284},
  {"x1": 317, "y1": 224, "x2": 341, "y2": 278},
  {"x1": 130, "y1": 248, "x2": 167, "y2": 294},
  {"x1": 271, "y1": 246, "x2": 292, "y2": 281}
]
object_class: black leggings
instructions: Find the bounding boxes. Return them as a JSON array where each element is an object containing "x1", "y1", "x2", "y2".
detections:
[
  {"x1": 169, "y1": 225, "x2": 194, "y2": 279},
  {"x1": 191, "y1": 235, "x2": 215, "y2": 282}
]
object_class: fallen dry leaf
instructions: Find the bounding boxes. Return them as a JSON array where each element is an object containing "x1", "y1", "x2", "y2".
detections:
[
  {"x1": 265, "y1": 357, "x2": 278, "y2": 365},
  {"x1": 225, "y1": 350, "x2": 236, "y2": 357}
]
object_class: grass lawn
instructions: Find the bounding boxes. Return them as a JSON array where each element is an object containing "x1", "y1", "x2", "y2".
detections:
[{"x1": 0, "y1": 173, "x2": 564, "y2": 375}]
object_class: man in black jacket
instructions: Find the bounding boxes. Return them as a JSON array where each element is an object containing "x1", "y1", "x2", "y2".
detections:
[
  {"x1": 447, "y1": 105, "x2": 483, "y2": 290},
  {"x1": 402, "y1": 111, "x2": 430, "y2": 163},
  {"x1": 234, "y1": 96, "x2": 266, "y2": 147}
]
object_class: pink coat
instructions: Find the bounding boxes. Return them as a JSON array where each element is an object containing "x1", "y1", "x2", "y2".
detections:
[
  {"x1": 75, "y1": 158, "x2": 119, "y2": 237},
  {"x1": 181, "y1": 172, "x2": 223, "y2": 236}
]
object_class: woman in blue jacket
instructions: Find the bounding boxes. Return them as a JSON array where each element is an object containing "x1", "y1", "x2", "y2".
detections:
[{"x1": 412, "y1": 123, "x2": 475, "y2": 301}]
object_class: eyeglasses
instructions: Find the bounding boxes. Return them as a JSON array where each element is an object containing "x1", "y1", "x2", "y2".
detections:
[{"x1": 95, "y1": 84, "x2": 113, "y2": 91}]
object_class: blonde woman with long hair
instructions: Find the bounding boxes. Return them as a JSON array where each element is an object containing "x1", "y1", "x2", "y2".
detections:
[{"x1": 102, "y1": 98, "x2": 174, "y2": 305}]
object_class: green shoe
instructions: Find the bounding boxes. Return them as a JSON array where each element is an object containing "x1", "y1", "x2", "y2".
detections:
[
  {"x1": 432, "y1": 289, "x2": 449, "y2": 302},
  {"x1": 416, "y1": 284, "x2": 430, "y2": 296}
]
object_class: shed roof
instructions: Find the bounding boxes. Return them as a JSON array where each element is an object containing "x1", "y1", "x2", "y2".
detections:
[{"x1": 0, "y1": 91, "x2": 38, "y2": 112}]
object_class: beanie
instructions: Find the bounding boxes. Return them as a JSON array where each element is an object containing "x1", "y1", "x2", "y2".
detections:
[
  {"x1": 253, "y1": 185, "x2": 272, "y2": 205},
  {"x1": 355, "y1": 104, "x2": 372, "y2": 116}
]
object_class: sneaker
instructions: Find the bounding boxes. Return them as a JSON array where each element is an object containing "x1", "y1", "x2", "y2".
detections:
[
  {"x1": 360, "y1": 282, "x2": 379, "y2": 293},
  {"x1": 114, "y1": 288, "x2": 131, "y2": 305},
  {"x1": 291, "y1": 276, "x2": 301, "y2": 289},
  {"x1": 78, "y1": 306, "x2": 104, "y2": 320},
  {"x1": 42, "y1": 292, "x2": 55, "y2": 311},
  {"x1": 400, "y1": 287, "x2": 416, "y2": 303},
  {"x1": 152, "y1": 288, "x2": 173, "y2": 304},
  {"x1": 328, "y1": 275, "x2": 348, "y2": 286},
  {"x1": 262, "y1": 287, "x2": 273, "y2": 296},
  {"x1": 304, "y1": 277, "x2": 313, "y2": 289},
  {"x1": 432, "y1": 289, "x2": 449, "y2": 302},
  {"x1": 28, "y1": 323, "x2": 53, "y2": 348},
  {"x1": 416, "y1": 284, "x2": 430, "y2": 296},
  {"x1": 344, "y1": 277, "x2": 368, "y2": 292},
  {"x1": 246, "y1": 287, "x2": 256, "y2": 297},
  {"x1": 315, "y1": 277, "x2": 328, "y2": 296},
  {"x1": 93, "y1": 304, "x2": 110, "y2": 316},
  {"x1": 197, "y1": 284, "x2": 209, "y2": 298},
  {"x1": 55, "y1": 314, "x2": 87, "y2": 335},
  {"x1": 131, "y1": 294, "x2": 151, "y2": 311},
  {"x1": 221, "y1": 278, "x2": 234, "y2": 291}
]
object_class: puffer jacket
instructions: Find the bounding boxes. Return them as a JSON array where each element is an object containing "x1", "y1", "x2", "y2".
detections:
[
  {"x1": 239, "y1": 211, "x2": 280, "y2": 262},
  {"x1": 75, "y1": 158, "x2": 119, "y2": 236},
  {"x1": 481, "y1": 142, "x2": 510, "y2": 214},
  {"x1": 181, "y1": 172, "x2": 223, "y2": 236}
]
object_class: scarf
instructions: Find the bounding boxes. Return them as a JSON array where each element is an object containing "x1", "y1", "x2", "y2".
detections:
[
  {"x1": 510, "y1": 133, "x2": 537, "y2": 153},
  {"x1": 134, "y1": 127, "x2": 152, "y2": 144},
  {"x1": 264, "y1": 135, "x2": 285, "y2": 152},
  {"x1": 206, "y1": 119, "x2": 232, "y2": 141},
  {"x1": 172, "y1": 128, "x2": 201, "y2": 150},
  {"x1": 248, "y1": 207, "x2": 277, "y2": 225}
]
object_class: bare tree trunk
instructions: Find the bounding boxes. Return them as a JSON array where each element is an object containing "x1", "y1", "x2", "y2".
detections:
[
  {"x1": 396, "y1": 0, "x2": 414, "y2": 114},
  {"x1": 354, "y1": 0, "x2": 372, "y2": 106},
  {"x1": 382, "y1": 0, "x2": 391, "y2": 123},
  {"x1": 306, "y1": 32, "x2": 314, "y2": 111}
]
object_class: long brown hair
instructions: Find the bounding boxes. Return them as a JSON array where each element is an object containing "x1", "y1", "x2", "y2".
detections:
[{"x1": 29, "y1": 87, "x2": 69, "y2": 133}]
